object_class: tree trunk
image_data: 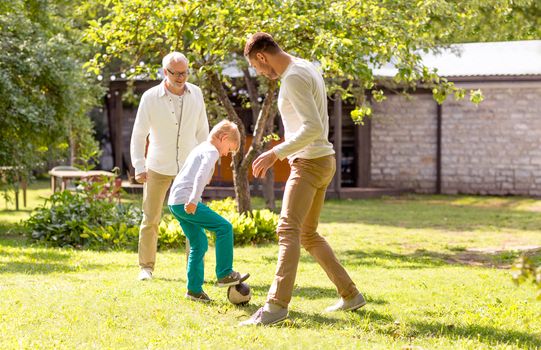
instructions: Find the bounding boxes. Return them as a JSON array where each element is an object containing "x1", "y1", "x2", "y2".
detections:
[
  {"x1": 208, "y1": 71, "x2": 277, "y2": 214},
  {"x1": 243, "y1": 68, "x2": 262, "y2": 198},
  {"x1": 208, "y1": 71, "x2": 251, "y2": 212},
  {"x1": 243, "y1": 82, "x2": 278, "y2": 211},
  {"x1": 263, "y1": 168, "x2": 275, "y2": 211},
  {"x1": 233, "y1": 152, "x2": 252, "y2": 213},
  {"x1": 69, "y1": 127, "x2": 76, "y2": 167},
  {"x1": 243, "y1": 68, "x2": 261, "y2": 121},
  {"x1": 262, "y1": 105, "x2": 277, "y2": 211}
]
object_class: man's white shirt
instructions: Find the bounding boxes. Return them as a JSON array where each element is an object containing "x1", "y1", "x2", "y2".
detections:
[
  {"x1": 130, "y1": 80, "x2": 209, "y2": 176},
  {"x1": 273, "y1": 58, "x2": 335, "y2": 161}
]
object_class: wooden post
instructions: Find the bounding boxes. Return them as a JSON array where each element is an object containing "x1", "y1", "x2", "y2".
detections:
[
  {"x1": 22, "y1": 178, "x2": 27, "y2": 207},
  {"x1": 436, "y1": 103, "x2": 442, "y2": 194},
  {"x1": 50, "y1": 176, "x2": 56, "y2": 193},
  {"x1": 333, "y1": 93, "x2": 342, "y2": 198},
  {"x1": 14, "y1": 184, "x2": 19, "y2": 211},
  {"x1": 355, "y1": 117, "x2": 372, "y2": 187},
  {"x1": 113, "y1": 90, "x2": 124, "y2": 172}
]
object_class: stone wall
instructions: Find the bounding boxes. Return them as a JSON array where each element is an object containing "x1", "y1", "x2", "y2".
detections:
[
  {"x1": 370, "y1": 82, "x2": 541, "y2": 196},
  {"x1": 441, "y1": 83, "x2": 541, "y2": 196},
  {"x1": 371, "y1": 93, "x2": 437, "y2": 193}
]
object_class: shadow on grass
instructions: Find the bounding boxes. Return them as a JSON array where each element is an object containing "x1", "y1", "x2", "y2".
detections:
[
  {"x1": 273, "y1": 307, "x2": 392, "y2": 329},
  {"x1": 230, "y1": 296, "x2": 540, "y2": 347},
  {"x1": 0, "y1": 234, "x2": 29, "y2": 248},
  {"x1": 248, "y1": 283, "x2": 339, "y2": 300},
  {"x1": 235, "y1": 300, "x2": 540, "y2": 347},
  {"x1": 264, "y1": 247, "x2": 512, "y2": 270},
  {"x1": 155, "y1": 277, "x2": 186, "y2": 283},
  {"x1": 240, "y1": 282, "x2": 388, "y2": 307},
  {"x1": 407, "y1": 320, "x2": 541, "y2": 349},
  {"x1": 227, "y1": 303, "x2": 369, "y2": 328},
  {"x1": 339, "y1": 249, "x2": 519, "y2": 269},
  {"x1": 0, "y1": 242, "x2": 108, "y2": 274},
  {"x1": 0, "y1": 222, "x2": 24, "y2": 235},
  {"x1": 0, "y1": 208, "x2": 33, "y2": 215},
  {"x1": 0, "y1": 260, "x2": 107, "y2": 274},
  {"x1": 319, "y1": 198, "x2": 541, "y2": 233}
]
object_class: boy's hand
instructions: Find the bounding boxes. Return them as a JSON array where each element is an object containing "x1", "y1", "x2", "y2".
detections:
[
  {"x1": 185, "y1": 202, "x2": 197, "y2": 214},
  {"x1": 135, "y1": 171, "x2": 148, "y2": 183}
]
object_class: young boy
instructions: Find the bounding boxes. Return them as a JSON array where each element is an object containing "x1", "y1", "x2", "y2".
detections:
[{"x1": 168, "y1": 120, "x2": 249, "y2": 302}]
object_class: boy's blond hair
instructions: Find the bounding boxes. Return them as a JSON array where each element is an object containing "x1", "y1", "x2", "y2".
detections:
[{"x1": 208, "y1": 119, "x2": 241, "y2": 152}]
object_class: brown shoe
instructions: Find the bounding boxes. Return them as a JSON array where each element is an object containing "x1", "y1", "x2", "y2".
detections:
[
  {"x1": 217, "y1": 271, "x2": 250, "y2": 287},
  {"x1": 185, "y1": 290, "x2": 212, "y2": 303}
]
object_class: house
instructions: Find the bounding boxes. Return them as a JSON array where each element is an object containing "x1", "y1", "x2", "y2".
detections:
[
  {"x1": 102, "y1": 78, "x2": 403, "y2": 199},
  {"x1": 370, "y1": 40, "x2": 541, "y2": 196},
  {"x1": 101, "y1": 40, "x2": 541, "y2": 198}
]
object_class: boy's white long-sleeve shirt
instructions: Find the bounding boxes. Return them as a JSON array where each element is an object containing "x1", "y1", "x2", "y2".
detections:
[
  {"x1": 168, "y1": 141, "x2": 219, "y2": 206},
  {"x1": 273, "y1": 58, "x2": 335, "y2": 161},
  {"x1": 130, "y1": 80, "x2": 209, "y2": 176}
]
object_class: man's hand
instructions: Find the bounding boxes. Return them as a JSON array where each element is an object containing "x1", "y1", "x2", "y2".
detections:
[
  {"x1": 184, "y1": 202, "x2": 197, "y2": 214},
  {"x1": 135, "y1": 172, "x2": 148, "y2": 184},
  {"x1": 252, "y1": 149, "x2": 278, "y2": 178}
]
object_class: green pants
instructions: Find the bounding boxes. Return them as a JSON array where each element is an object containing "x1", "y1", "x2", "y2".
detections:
[{"x1": 169, "y1": 202, "x2": 233, "y2": 293}]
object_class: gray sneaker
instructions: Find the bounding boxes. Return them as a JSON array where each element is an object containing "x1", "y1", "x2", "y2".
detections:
[
  {"x1": 238, "y1": 306, "x2": 288, "y2": 326},
  {"x1": 138, "y1": 268, "x2": 152, "y2": 281},
  {"x1": 217, "y1": 271, "x2": 250, "y2": 287},
  {"x1": 325, "y1": 293, "x2": 366, "y2": 312},
  {"x1": 185, "y1": 290, "x2": 212, "y2": 303}
]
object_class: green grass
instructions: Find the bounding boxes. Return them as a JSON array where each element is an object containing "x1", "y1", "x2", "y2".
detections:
[{"x1": 1, "y1": 181, "x2": 540, "y2": 349}]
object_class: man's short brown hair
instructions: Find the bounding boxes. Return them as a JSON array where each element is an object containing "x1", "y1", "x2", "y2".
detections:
[{"x1": 244, "y1": 32, "x2": 281, "y2": 58}]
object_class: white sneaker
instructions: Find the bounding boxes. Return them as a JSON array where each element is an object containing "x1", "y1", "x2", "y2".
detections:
[
  {"x1": 325, "y1": 293, "x2": 366, "y2": 312},
  {"x1": 138, "y1": 268, "x2": 153, "y2": 281},
  {"x1": 239, "y1": 304, "x2": 288, "y2": 326}
]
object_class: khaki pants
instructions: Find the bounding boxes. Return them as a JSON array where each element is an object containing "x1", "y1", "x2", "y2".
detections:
[
  {"x1": 138, "y1": 169, "x2": 176, "y2": 271},
  {"x1": 267, "y1": 155, "x2": 359, "y2": 308}
]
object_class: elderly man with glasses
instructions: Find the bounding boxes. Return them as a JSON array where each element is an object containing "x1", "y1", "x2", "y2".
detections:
[{"x1": 130, "y1": 52, "x2": 209, "y2": 281}]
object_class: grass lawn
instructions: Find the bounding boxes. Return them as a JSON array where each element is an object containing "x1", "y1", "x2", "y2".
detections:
[{"x1": 1, "y1": 181, "x2": 540, "y2": 349}]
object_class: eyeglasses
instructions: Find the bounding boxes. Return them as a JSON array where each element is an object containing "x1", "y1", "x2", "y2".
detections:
[{"x1": 166, "y1": 67, "x2": 189, "y2": 79}]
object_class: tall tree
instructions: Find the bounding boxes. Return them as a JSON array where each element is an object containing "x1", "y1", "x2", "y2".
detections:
[
  {"x1": 0, "y1": 0, "x2": 102, "y2": 177},
  {"x1": 86, "y1": 0, "x2": 526, "y2": 212},
  {"x1": 429, "y1": 0, "x2": 541, "y2": 44}
]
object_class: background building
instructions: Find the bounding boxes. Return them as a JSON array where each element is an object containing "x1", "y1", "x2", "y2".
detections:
[
  {"x1": 370, "y1": 40, "x2": 541, "y2": 196},
  {"x1": 101, "y1": 40, "x2": 541, "y2": 197}
]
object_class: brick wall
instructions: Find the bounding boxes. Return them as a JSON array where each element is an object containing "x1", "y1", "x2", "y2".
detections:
[
  {"x1": 441, "y1": 84, "x2": 541, "y2": 196},
  {"x1": 370, "y1": 82, "x2": 541, "y2": 196},
  {"x1": 371, "y1": 93, "x2": 437, "y2": 193}
]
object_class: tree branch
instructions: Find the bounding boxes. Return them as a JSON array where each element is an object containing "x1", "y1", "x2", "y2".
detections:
[
  {"x1": 242, "y1": 79, "x2": 277, "y2": 168},
  {"x1": 207, "y1": 70, "x2": 246, "y2": 168}
]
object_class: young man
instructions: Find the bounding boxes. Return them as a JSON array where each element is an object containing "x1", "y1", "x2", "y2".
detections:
[
  {"x1": 130, "y1": 52, "x2": 209, "y2": 281},
  {"x1": 240, "y1": 32, "x2": 366, "y2": 326}
]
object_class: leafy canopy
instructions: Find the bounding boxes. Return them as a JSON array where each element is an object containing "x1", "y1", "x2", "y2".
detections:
[{"x1": 0, "y1": 0, "x2": 102, "y2": 173}]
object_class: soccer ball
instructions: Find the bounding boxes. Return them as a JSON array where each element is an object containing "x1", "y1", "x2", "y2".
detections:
[{"x1": 227, "y1": 282, "x2": 252, "y2": 305}]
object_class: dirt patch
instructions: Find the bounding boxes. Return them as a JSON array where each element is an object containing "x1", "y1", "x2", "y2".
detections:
[
  {"x1": 447, "y1": 245, "x2": 541, "y2": 269},
  {"x1": 466, "y1": 245, "x2": 541, "y2": 254}
]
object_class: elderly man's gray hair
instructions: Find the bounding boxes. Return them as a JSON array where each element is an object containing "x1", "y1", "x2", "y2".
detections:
[{"x1": 162, "y1": 52, "x2": 189, "y2": 68}]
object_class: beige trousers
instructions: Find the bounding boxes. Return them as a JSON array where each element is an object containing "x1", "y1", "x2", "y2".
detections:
[
  {"x1": 267, "y1": 155, "x2": 359, "y2": 308},
  {"x1": 138, "y1": 169, "x2": 176, "y2": 271}
]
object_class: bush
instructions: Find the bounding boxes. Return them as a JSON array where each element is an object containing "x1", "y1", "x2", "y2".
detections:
[
  {"x1": 26, "y1": 180, "x2": 142, "y2": 250},
  {"x1": 159, "y1": 197, "x2": 279, "y2": 247},
  {"x1": 158, "y1": 215, "x2": 186, "y2": 250},
  {"x1": 26, "y1": 189, "x2": 278, "y2": 250},
  {"x1": 512, "y1": 253, "x2": 541, "y2": 300},
  {"x1": 207, "y1": 197, "x2": 278, "y2": 245}
]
